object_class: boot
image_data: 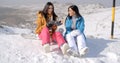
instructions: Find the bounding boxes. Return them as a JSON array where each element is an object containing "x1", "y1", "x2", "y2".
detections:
[
  {"x1": 79, "y1": 47, "x2": 88, "y2": 57},
  {"x1": 43, "y1": 44, "x2": 50, "y2": 53},
  {"x1": 60, "y1": 43, "x2": 69, "y2": 55},
  {"x1": 67, "y1": 48, "x2": 79, "y2": 57}
]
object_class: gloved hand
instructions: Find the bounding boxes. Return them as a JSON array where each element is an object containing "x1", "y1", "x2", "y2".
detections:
[
  {"x1": 46, "y1": 21, "x2": 55, "y2": 29},
  {"x1": 54, "y1": 21, "x2": 62, "y2": 26},
  {"x1": 46, "y1": 20, "x2": 62, "y2": 29}
]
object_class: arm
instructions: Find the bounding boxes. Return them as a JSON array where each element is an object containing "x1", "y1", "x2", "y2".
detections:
[
  {"x1": 35, "y1": 12, "x2": 46, "y2": 34},
  {"x1": 77, "y1": 17, "x2": 85, "y2": 33}
]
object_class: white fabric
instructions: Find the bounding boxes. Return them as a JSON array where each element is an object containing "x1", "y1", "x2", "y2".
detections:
[{"x1": 66, "y1": 30, "x2": 87, "y2": 53}]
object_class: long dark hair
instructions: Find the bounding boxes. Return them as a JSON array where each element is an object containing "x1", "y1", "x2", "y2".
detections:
[
  {"x1": 67, "y1": 5, "x2": 82, "y2": 19},
  {"x1": 42, "y1": 2, "x2": 57, "y2": 22}
]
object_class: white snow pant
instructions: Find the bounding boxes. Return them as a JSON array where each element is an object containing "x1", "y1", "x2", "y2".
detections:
[{"x1": 66, "y1": 30, "x2": 87, "y2": 53}]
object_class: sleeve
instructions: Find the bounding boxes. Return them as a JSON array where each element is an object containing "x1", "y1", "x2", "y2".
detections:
[
  {"x1": 78, "y1": 17, "x2": 85, "y2": 33},
  {"x1": 65, "y1": 17, "x2": 71, "y2": 31},
  {"x1": 35, "y1": 12, "x2": 46, "y2": 34}
]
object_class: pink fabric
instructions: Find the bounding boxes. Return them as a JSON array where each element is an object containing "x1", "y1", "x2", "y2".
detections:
[
  {"x1": 38, "y1": 26, "x2": 50, "y2": 45},
  {"x1": 38, "y1": 26, "x2": 65, "y2": 47}
]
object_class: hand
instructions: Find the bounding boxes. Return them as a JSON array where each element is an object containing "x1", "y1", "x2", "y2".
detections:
[
  {"x1": 55, "y1": 21, "x2": 62, "y2": 26},
  {"x1": 46, "y1": 21, "x2": 54, "y2": 28},
  {"x1": 70, "y1": 30, "x2": 81, "y2": 37}
]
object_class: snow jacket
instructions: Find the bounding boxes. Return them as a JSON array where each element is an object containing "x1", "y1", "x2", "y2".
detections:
[
  {"x1": 65, "y1": 16, "x2": 85, "y2": 37},
  {"x1": 35, "y1": 11, "x2": 46, "y2": 34}
]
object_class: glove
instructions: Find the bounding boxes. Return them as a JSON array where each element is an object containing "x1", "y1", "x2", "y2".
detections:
[
  {"x1": 46, "y1": 21, "x2": 55, "y2": 29},
  {"x1": 46, "y1": 21, "x2": 62, "y2": 29},
  {"x1": 55, "y1": 21, "x2": 62, "y2": 26}
]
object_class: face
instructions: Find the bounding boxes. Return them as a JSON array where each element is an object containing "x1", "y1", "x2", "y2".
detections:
[
  {"x1": 68, "y1": 8, "x2": 75, "y2": 16},
  {"x1": 48, "y1": 5, "x2": 53, "y2": 14}
]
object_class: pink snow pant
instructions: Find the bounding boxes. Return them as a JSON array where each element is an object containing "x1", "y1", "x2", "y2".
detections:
[{"x1": 38, "y1": 26, "x2": 65, "y2": 47}]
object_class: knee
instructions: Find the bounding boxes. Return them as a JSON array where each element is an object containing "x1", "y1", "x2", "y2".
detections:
[
  {"x1": 55, "y1": 32, "x2": 62, "y2": 36},
  {"x1": 77, "y1": 34, "x2": 85, "y2": 40},
  {"x1": 77, "y1": 35, "x2": 82, "y2": 38},
  {"x1": 66, "y1": 33, "x2": 71, "y2": 39}
]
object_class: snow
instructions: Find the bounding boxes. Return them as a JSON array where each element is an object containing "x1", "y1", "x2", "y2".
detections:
[
  {"x1": 0, "y1": 4, "x2": 120, "y2": 63},
  {"x1": 84, "y1": 7, "x2": 120, "y2": 39},
  {"x1": 0, "y1": 25, "x2": 32, "y2": 34}
]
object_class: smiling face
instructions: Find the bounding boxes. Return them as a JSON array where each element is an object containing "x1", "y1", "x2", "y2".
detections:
[
  {"x1": 68, "y1": 8, "x2": 76, "y2": 16},
  {"x1": 47, "y1": 5, "x2": 53, "y2": 15}
]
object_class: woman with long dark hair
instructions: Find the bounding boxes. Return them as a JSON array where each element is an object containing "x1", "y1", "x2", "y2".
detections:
[
  {"x1": 65, "y1": 5, "x2": 88, "y2": 57},
  {"x1": 35, "y1": 2, "x2": 69, "y2": 54}
]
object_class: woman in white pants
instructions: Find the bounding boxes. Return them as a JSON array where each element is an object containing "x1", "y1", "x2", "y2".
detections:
[{"x1": 65, "y1": 5, "x2": 88, "y2": 57}]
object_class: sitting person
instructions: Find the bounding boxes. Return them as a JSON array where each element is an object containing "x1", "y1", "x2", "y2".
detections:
[
  {"x1": 65, "y1": 5, "x2": 88, "y2": 57},
  {"x1": 35, "y1": 2, "x2": 69, "y2": 55}
]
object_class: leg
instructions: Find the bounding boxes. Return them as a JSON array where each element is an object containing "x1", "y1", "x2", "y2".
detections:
[
  {"x1": 65, "y1": 30, "x2": 82, "y2": 56},
  {"x1": 38, "y1": 26, "x2": 50, "y2": 53},
  {"x1": 52, "y1": 32, "x2": 65, "y2": 47},
  {"x1": 52, "y1": 32, "x2": 69, "y2": 54},
  {"x1": 66, "y1": 33, "x2": 79, "y2": 56},
  {"x1": 77, "y1": 34, "x2": 88, "y2": 56},
  {"x1": 66, "y1": 32, "x2": 78, "y2": 52},
  {"x1": 76, "y1": 34, "x2": 86, "y2": 50},
  {"x1": 38, "y1": 26, "x2": 50, "y2": 45}
]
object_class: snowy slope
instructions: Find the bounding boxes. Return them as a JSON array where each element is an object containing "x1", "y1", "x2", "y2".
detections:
[
  {"x1": 84, "y1": 7, "x2": 120, "y2": 39},
  {"x1": 0, "y1": 6, "x2": 120, "y2": 63}
]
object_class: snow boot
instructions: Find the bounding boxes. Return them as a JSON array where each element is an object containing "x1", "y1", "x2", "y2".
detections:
[
  {"x1": 43, "y1": 44, "x2": 50, "y2": 53},
  {"x1": 60, "y1": 43, "x2": 69, "y2": 55},
  {"x1": 67, "y1": 48, "x2": 79, "y2": 57},
  {"x1": 79, "y1": 47, "x2": 88, "y2": 57}
]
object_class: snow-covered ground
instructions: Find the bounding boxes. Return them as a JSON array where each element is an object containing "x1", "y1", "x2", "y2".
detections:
[{"x1": 0, "y1": 3, "x2": 120, "y2": 63}]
